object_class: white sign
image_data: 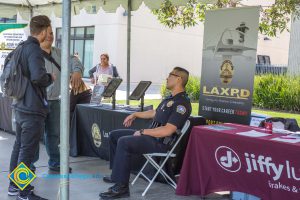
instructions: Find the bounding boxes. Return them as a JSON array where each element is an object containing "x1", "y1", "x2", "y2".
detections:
[{"x1": 0, "y1": 24, "x2": 28, "y2": 72}]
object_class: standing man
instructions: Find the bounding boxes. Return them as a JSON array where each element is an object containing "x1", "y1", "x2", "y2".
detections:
[
  {"x1": 38, "y1": 24, "x2": 84, "y2": 172},
  {"x1": 99, "y1": 67, "x2": 192, "y2": 199},
  {"x1": 8, "y1": 15, "x2": 55, "y2": 200}
]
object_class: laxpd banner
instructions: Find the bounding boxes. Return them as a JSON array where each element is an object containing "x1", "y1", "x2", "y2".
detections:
[{"x1": 198, "y1": 7, "x2": 260, "y2": 125}]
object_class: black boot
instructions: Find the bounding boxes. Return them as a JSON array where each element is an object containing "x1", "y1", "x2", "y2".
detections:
[
  {"x1": 103, "y1": 175, "x2": 114, "y2": 184},
  {"x1": 48, "y1": 166, "x2": 72, "y2": 173},
  {"x1": 99, "y1": 183, "x2": 130, "y2": 199}
]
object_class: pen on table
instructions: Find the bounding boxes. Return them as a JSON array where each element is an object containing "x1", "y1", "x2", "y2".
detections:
[{"x1": 280, "y1": 136, "x2": 298, "y2": 139}]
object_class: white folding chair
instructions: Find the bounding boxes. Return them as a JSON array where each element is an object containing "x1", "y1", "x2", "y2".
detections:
[{"x1": 131, "y1": 120, "x2": 191, "y2": 196}]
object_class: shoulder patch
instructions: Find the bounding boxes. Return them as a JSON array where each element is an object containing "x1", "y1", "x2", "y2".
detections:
[{"x1": 176, "y1": 105, "x2": 186, "y2": 115}]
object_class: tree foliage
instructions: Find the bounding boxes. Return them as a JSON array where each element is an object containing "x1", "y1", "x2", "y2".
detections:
[{"x1": 152, "y1": 0, "x2": 300, "y2": 37}]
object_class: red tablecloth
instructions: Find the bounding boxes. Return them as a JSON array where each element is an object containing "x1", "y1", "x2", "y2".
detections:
[{"x1": 176, "y1": 123, "x2": 300, "y2": 200}]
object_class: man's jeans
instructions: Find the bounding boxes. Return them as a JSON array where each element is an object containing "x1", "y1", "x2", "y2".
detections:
[
  {"x1": 44, "y1": 100, "x2": 60, "y2": 167},
  {"x1": 32, "y1": 100, "x2": 60, "y2": 167},
  {"x1": 9, "y1": 111, "x2": 45, "y2": 193}
]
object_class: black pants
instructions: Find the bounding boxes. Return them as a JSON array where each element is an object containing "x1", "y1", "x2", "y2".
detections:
[
  {"x1": 109, "y1": 129, "x2": 168, "y2": 184},
  {"x1": 9, "y1": 111, "x2": 45, "y2": 195}
]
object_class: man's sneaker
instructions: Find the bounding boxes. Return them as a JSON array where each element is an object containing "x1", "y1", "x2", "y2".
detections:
[
  {"x1": 49, "y1": 166, "x2": 72, "y2": 173},
  {"x1": 8, "y1": 184, "x2": 19, "y2": 196},
  {"x1": 8, "y1": 185, "x2": 34, "y2": 196},
  {"x1": 17, "y1": 192, "x2": 48, "y2": 200}
]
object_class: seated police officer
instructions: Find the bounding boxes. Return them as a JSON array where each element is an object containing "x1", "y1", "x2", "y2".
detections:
[{"x1": 99, "y1": 67, "x2": 192, "y2": 199}]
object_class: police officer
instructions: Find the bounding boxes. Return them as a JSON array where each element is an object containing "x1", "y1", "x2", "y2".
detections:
[{"x1": 99, "y1": 67, "x2": 192, "y2": 199}]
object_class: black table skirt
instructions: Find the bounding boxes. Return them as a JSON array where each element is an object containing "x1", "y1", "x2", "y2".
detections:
[
  {"x1": 70, "y1": 104, "x2": 152, "y2": 160},
  {"x1": 0, "y1": 93, "x2": 13, "y2": 133},
  {"x1": 69, "y1": 104, "x2": 206, "y2": 176}
]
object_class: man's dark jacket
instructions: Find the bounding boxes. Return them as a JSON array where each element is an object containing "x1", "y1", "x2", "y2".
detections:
[{"x1": 13, "y1": 36, "x2": 53, "y2": 117}]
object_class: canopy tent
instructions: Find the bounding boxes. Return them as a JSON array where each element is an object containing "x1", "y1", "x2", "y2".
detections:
[
  {"x1": 0, "y1": 0, "x2": 214, "y2": 19},
  {"x1": 0, "y1": 0, "x2": 215, "y2": 104},
  {"x1": 0, "y1": 0, "x2": 216, "y2": 103},
  {"x1": 0, "y1": 0, "x2": 215, "y2": 199}
]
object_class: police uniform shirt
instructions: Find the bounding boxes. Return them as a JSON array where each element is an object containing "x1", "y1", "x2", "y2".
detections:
[{"x1": 150, "y1": 91, "x2": 191, "y2": 130}]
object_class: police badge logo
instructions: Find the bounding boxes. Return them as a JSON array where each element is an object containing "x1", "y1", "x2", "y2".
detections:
[
  {"x1": 220, "y1": 60, "x2": 234, "y2": 84},
  {"x1": 167, "y1": 100, "x2": 174, "y2": 107},
  {"x1": 176, "y1": 105, "x2": 186, "y2": 115},
  {"x1": 0, "y1": 42, "x2": 5, "y2": 50},
  {"x1": 91, "y1": 123, "x2": 101, "y2": 148}
]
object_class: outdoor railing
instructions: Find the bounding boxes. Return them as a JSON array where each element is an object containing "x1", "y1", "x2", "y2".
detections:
[{"x1": 255, "y1": 64, "x2": 288, "y2": 75}]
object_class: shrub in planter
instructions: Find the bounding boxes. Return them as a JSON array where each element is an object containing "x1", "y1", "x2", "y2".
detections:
[{"x1": 253, "y1": 75, "x2": 300, "y2": 112}]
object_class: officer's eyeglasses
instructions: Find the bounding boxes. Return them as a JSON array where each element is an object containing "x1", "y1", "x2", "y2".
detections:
[{"x1": 168, "y1": 73, "x2": 181, "y2": 79}]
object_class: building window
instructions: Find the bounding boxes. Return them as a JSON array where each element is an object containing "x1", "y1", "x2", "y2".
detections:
[
  {"x1": 0, "y1": 15, "x2": 17, "y2": 23},
  {"x1": 56, "y1": 26, "x2": 94, "y2": 77},
  {"x1": 257, "y1": 55, "x2": 271, "y2": 65}
]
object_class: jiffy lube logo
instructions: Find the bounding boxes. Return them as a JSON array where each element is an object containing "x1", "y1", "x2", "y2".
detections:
[
  {"x1": 215, "y1": 146, "x2": 300, "y2": 182},
  {"x1": 215, "y1": 146, "x2": 241, "y2": 172},
  {"x1": 245, "y1": 153, "x2": 300, "y2": 181}
]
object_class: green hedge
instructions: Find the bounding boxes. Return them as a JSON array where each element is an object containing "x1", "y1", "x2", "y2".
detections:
[
  {"x1": 161, "y1": 74, "x2": 300, "y2": 112},
  {"x1": 253, "y1": 75, "x2": 300, "y2": 112},
  {"x1": 161, "y1": 76, "x2": 200, "y2": 102}
]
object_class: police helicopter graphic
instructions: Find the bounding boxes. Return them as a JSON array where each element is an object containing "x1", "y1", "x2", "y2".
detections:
[
  {"x1": 203, "y1": 22, "x2": 256, "y2": 84},
  {"x1": 204, "y1": 22, "x2": 256, "y2": 60}
]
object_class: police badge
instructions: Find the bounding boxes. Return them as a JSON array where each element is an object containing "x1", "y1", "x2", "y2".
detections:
[
  {"x1": 167, "y1": 100, "x2": 174, "y2": 107},
  {"x1": 220, "y1": 60, "x2": 234, "y2": 84}
]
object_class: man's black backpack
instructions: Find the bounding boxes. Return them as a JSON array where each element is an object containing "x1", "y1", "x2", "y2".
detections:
[{"x1": 0, "y1": 42, "x2": 29, "y2": 100}]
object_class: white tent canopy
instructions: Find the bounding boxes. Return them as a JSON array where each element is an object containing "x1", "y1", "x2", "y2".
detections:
[{"x1": 0, "y1": 0, "x2": 215, "y2": 19}]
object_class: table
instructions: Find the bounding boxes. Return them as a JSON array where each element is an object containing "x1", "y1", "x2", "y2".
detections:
[
  {"x1": 70, "y1": 104, "x2": 152, "y2": 160},
  {"x1": 0, "y1": 93, "x2": 13, "y2": 132},
  {"x1": 70, "y1": 104, "x2": 207, "y2": 177},
  {"x1": 176, "y1": 123, "x2": 300, "y2": 200}
]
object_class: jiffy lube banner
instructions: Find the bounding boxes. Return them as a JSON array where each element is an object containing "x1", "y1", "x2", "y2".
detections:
[
  {"x1": 198, "y1": 7, "x2": 260, "y2": 125},
  {"x1": 0, "y1": 24, "x2": 28, "y2": 71}
]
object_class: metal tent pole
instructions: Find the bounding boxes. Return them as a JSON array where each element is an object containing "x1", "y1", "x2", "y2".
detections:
[
  {"x1": 60, "y1": 0, "x2": 71, "y2": 199},
  {"x1": 126, "y1": 0, "x2": 132, "y2": 105},
  {"x1": 24, "y1": 0, "x2": 33, "y2": 18},
  {"x1": 288, "y1": 13, "x2": 300, "y2": 75}
]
